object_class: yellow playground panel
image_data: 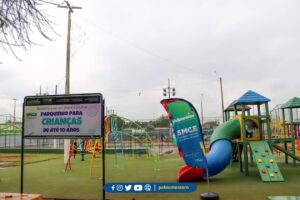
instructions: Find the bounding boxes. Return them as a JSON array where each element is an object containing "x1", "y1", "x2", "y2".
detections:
[
  {"x1": 89, "y1": 115, "x2": 111, "y2": 176},
  {"x1": 236, "y1": 115, "x2": 261, "y2": 141}
]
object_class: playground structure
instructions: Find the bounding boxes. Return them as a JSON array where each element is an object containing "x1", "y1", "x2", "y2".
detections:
[
  {"x1": 64, "y1": 116, "x2": 110, "y2": 173},
  {"x1": 270, "y1": 97, "x2": 300, "y2": 157},
  {"x1": 109, "y1": 115, "x2": 165, "y2": 172},
  {"x1": 0, "y1": 116, "x2": 22, "y2": 148},
  {"x1": 0, "y1": 113, "x2": 170, "y2": 175},
  {"x1": 227, "y1": 93, "x2": 300, "y2": 180},
  {"x1": 162, "y1": 90, "x2": 300, "y2": 182},
  {"x1": 81, "y1": 114, "x2": 161, "y2": 176}
]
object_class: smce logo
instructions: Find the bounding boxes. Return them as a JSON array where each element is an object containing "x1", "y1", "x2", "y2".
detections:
[
  {"x1": 177, "y1": 125, "x2": 197, "y2": 136},
  {"x1": 134, "y1": 185, "x2": 143, "y2": 191}
]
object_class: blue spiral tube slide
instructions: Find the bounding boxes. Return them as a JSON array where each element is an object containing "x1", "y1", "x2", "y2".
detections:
[
  {"x1": 177, "y1": 118, "x2": 241, "y2": 181},
  {"x1": 204, "y1": 118, "x2": 241, "y2": 177}
]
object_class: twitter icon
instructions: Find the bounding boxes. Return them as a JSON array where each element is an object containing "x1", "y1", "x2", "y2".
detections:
[{"x1": 125, "y1": 185, "x2": 132, "y2": 191}]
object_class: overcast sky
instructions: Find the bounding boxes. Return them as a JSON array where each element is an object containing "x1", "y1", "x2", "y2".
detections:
[{"x1": 1, "y1": 0, "x2": 300, "y2": 121}]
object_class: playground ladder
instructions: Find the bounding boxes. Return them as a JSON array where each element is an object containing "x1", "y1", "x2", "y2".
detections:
[{"x1": 249, "y1": 141, "x2": 284, "y2": 182}]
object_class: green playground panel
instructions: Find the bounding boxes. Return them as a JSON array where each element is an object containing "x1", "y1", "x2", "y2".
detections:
[{"x1": 249, "y1": 141, "x2": 284, "y2": 182}]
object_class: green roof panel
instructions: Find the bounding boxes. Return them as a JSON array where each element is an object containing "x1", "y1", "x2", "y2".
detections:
[{"x1": 281, "y1": 97, "x2": 300, "y2": 109}]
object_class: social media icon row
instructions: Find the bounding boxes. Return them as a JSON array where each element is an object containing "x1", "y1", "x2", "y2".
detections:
[
  {"x1": 105, "y1": 182, "x2": 197, "y2": 193},
  {"x1": 110, "y1": 184, "x2": 150, "y2": 192}
]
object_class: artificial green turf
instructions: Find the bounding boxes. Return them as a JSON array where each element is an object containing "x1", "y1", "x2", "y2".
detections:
[
  {"x1": 0, "y1": 153, "x2": 61, "y2": 167},
  {"x1": 0, "y1": 153, "x2": 300, "y2": 200}
]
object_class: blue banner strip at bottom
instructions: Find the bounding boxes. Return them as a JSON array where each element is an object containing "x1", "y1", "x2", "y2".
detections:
[{"x1": 104, "y1": 182, "x2": 197, "y2": 193}]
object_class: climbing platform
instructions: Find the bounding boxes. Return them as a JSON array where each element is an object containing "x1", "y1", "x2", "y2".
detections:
[{"x1": 249, "y1": 141, "x2": 284, "y2": 182}]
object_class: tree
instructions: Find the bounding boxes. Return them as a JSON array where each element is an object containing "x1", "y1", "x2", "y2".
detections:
[
  {"x1": 152, "y1": 115, "x2": 170, "y2": 127},
  {"x1": 0, "y1": 0, "x2": 55, "y2": 59}
]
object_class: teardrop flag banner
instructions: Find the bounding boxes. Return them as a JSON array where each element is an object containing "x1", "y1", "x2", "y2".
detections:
[{"x1": 161, "y1": 98, "x2": 207, "y2": 168}]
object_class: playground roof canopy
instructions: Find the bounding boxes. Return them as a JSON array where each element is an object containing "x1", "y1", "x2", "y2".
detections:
[
  {"x1": 225, "y1": 100, "x2": 251, "y2": 111},
  {"x1": 281, "y1": 97, "x2": 300, "y2": 109},
  {"x1": 234, "y1": 90, "x2": 270, "y2": 105}
]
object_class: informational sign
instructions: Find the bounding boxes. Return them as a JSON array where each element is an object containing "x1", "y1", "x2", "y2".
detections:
[
  {"x1": 161, "y1": 98, "x2": 207, "y2": 168},
  {"x1": 23, "y1": 93, "x2": 103, "y2": 138}
]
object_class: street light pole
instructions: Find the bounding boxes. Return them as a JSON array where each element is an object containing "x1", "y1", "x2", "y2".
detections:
[{"x1": 163, "y1": 78, "x2": 176, "y2": 99}]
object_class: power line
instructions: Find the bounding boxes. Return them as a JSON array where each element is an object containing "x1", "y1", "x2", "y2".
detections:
[{"x1": 73, "y1": 15, "x2": 214, "y2": 78}]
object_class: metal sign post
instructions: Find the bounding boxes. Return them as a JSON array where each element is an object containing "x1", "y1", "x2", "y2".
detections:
[{"x1": 102, "y1": 100, "x2": 106, "y2": 200}]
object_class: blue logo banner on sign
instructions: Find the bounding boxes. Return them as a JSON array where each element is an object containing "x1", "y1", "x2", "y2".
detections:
[{"x1": 104, "y1": 182, "x2": 197, "y2": 193}]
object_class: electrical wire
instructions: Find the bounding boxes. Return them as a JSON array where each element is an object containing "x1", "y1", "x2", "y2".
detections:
[{"x1": 73, "y1": 14, "x2": 215, "y2": 79}]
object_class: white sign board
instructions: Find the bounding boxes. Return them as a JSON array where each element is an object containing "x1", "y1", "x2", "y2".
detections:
[{"x1": 23, "y1": 94, "x2": 103, "y2": 138}]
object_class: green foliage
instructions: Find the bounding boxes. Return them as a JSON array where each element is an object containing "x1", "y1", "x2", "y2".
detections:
[
  {"x1": 133, "y1": 115, "x2": 170, "y2": 130},
  {"x1": 110, "y1": 115, "x2": 170, "y2": 134},
  {"x1": 152, "y1": 115, "x2": 170, "y2": 127}
]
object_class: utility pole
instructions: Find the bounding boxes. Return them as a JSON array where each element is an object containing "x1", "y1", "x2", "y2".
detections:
[
  {"x1": 58, "y1": 1, "x2": 82, "y2": 95},
  {"x1": 55, "y1": 76, "x2": 66, "y2": 95},
  {"x1": 214, "y1": 71, "x2": 225, "y2": 123},
  {"x1": 200, "y1": 93, "x2": 204, "y2": 125},
  {"x1": 219, "y1": 77, "x2": 225, "y2": 123},
  {"x1": 58, "y1": 1, "x2": 82, "y2": 166},
  {"x1": 163, "y1": 78, "x2": 176, "y2": 99},
  {"x1": 55, "y1": 85, "x2": 58, "y2": 95}
]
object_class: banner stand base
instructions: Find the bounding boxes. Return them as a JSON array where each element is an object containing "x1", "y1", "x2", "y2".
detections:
[{"x1": 200, "y1": 191, "x2": 219, "y2": 200}]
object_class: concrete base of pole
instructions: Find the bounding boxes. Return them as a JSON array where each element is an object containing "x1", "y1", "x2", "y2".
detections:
[
  {"x1": 53, "y1": 139, "x2": 57, "y2": 148},
  {"x1": 200, "y1": 192, "x2": 219, "y2": 200},
  {"x1": 64, "y1": 139, "x2": 70, "y2": 164}
]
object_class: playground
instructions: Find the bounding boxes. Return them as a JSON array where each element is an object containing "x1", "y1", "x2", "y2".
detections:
[{"x1": 0, "y1": 91, "x2": 300, "y2": 199}]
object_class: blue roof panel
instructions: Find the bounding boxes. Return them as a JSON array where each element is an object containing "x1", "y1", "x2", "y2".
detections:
[{"x1": 235, "y1": 90, "x2": 270, "y2": 104}]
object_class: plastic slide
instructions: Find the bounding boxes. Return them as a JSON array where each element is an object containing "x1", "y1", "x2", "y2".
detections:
[{"x1": 177, "y1": 118, "x2": 241, "y2": 181}]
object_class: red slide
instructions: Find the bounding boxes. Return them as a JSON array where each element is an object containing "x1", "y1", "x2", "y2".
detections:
[{"x1": 177, "y1": 165, "x2": 204, "y2": 182}]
